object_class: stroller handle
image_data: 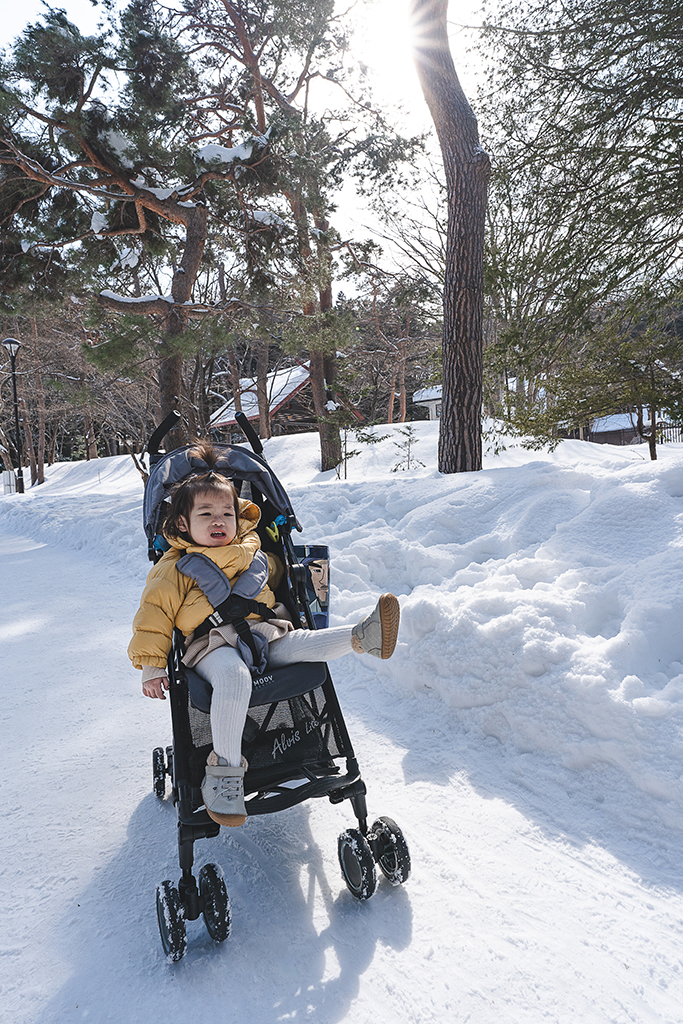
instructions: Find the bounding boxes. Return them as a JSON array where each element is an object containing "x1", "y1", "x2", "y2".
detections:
[
  {"x1": 236, "y1": 411, "x2": 263, "y2": 455},
  {"x1": 147, "y1": 410, "x2": 182, "y2": 464}
]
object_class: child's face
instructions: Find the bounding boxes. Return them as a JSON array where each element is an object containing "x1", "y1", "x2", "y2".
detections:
[{"x1": 178, "y1": 491, "x2": 237, "y2": 547}]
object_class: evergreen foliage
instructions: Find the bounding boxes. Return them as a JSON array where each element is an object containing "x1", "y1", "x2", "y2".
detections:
[
  {"x1": 0, "y1": 0, "x2": 421, "y2": 469},
  {"x1": 474, "y1": 0, "x2": 683, "y2": 457}
]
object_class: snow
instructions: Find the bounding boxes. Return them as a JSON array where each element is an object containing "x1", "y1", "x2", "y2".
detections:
[
  {"x1": 99, "y1": 289, "x2": 173, "y2": 305},
  {"x1": 103, "y1": 130, "x2": 135, "y2": 169},
  {"x1": 131, "y1": 176, "x2": 178, "y2": 201},
  {"x1": 2, "y1": 422, "x2": 683, "y2": 1022},
  {"x1": 196, "y1": 142, "x2": 254, "y2": 166},
  {"x1": 118, "y1": 246, "x2": 139, "y2": 269},
  {"x1": 90, "y1": 211, "x2": 107, "y2": 236},
  {"x1": 413, "y1": 386, "x2": 442, "y2": 402},
  {"x1": 252, "y1": 209, "x2": 287, "y2": 228}
]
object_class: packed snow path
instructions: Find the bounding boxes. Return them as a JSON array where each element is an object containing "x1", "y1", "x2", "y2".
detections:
[{"x1": 2, "y1": 425, "x2": 683, "y2": 1023}]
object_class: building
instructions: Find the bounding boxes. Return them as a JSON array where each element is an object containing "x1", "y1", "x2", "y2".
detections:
[
  {"x1": 588, "y1": 413, "x2": 683, "y2": 446},
  {"x1": 210, "y1": 363, "x2": 316, "y2": 436},
  {"x1": 412, "y1": 386, "x2": 442, "y2": 420}
]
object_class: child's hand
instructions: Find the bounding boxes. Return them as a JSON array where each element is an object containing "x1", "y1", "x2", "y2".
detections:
[{"x1": 143, "y1": 676, "x2": 169, "y2": 699}]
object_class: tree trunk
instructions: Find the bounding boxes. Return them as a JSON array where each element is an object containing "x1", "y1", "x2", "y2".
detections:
[
  {"x1": 310, "y1": 231, "x2": 342, "y2": 471},
  {"x1": 218, "y1": 264, "x2": 243, "y2": 422},
  {"x1": 0, "y1": 426, "x2": 13, "y2": 471},
  {"x1": 228, "y1": 345, "x2": 243, "y2": 415},
  {"x1": 36, "y1": 368, "x2": 46, "y2": 483},
  {"x1": 78, "y1": 352, "x2": 99, "y2": 461},
  {"x1": 255, "y1": 339, "x2": 271, "y2": 440},
  {"x1": 410, "y1": 0, "x2": 491, "y2": 473},
  {"x1": 308, "y1": 348, "x2": 340, "y2": 471},
  {"x1": 648, "y1": 403, "x2": 657, "y2": 461},
  {"x1": 398, "y1": 337, "x2": 408, "y2": 422},
  {"x1": 198, "y1": 355, "x2": 214, "y2": 436},
  {"x1": 48, "y1": 428, "x2": 57, "y2": 466},
  {"x1": 83, "y1": 407, "x2": 98, "y2": 459},
  {"x1": 186, "y1": 355, "x2": 201, "y2": 439},
  {"x1": 20, "y1": 397, "x2": 38, "y2": 483},
  {"x1": 160, "y1": 206, "x2": 208, "y2": 448},
  {"x1": 31, "y1": 320, "x2": 46, "y2": 484},
  {"x1": 387, "y1": 348, "x2": 398, "y2": 424}
]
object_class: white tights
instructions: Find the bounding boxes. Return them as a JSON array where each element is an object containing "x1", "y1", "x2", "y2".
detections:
[{"x1": 193, "y1": 626, "x2": 354, "y2": 766}]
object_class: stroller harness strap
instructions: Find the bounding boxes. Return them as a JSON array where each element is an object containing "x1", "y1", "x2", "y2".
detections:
[{"x1": 177, "y1": 551, "x2": 274, "y2": 674}]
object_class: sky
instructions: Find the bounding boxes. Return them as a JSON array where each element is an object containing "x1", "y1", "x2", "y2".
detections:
[{"x1": 0, "y1": 0, "x2": 482, "y2": 134}]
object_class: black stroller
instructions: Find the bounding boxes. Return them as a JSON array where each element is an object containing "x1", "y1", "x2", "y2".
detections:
[{"x1": 144, "y1": 413, "x2": 410, "y2": 961}]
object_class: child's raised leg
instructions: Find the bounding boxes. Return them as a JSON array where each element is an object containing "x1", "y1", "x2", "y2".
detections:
[{"x1": 267, "y1": 594, "x2": 400, "y2": 668}]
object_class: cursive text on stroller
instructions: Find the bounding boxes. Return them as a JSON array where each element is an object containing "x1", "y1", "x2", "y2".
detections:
[{"x1": 272, "y1": 718, "x2": 320, "y2": 759}]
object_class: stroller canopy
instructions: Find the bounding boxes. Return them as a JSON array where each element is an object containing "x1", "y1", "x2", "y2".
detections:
[{"x1": 143, "y1": 444, "x2": 300, "y2": 544}]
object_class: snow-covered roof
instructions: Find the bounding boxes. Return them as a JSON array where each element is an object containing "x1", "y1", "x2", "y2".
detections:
[
  {"x1": 210, "y1": 363, "x2": 310, "y2": 426},
  {"x1": 413, "y1": 386, "x2": 442, "y2": 403},
  {"x1": 591, "y1": 413, "x2": 650, "y2": 432}
]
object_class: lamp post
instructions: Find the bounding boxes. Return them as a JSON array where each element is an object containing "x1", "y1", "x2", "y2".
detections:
[{"x1": 2, "y1": 337, "x2": 25, "y2": 494}]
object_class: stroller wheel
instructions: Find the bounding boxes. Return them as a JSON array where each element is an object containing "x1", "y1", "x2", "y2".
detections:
[
  {"x1": 199, "y1": 863, "x2": 231, "y2": 943},
  {"x1": 338, "y1": 829, "x2": 377, "y2": 901},
  {"x1": 156, "y1": 881, "x2": 187, "y2": 961},
  {"x1": 371, "y1": 817, "x2": 411, "y2": 886},
  {"x1": 152, "y1": 747, "x2": 166, "y2": 798}
]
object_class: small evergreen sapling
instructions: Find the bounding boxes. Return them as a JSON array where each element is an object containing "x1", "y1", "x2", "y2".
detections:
[{"x1": 392, "y1": 425, "x2": 425, "y2": 472}]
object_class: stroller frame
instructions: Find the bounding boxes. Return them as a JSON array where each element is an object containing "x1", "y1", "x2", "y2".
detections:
[{"x1": 147, "y1": 412, "x2": 410, "y2": 960}]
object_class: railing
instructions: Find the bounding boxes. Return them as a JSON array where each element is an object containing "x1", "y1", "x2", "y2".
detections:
[{"x1": 657, "y1": 423, "x2": 683, "y2": 444}]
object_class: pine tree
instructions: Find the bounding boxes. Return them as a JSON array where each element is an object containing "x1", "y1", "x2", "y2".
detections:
[
  {"x1": 409, "y1": 0, "x2": 491, "y2": 473},
  {"x1": 1, "y1": 1, "x2": 419, "y2": 467}
]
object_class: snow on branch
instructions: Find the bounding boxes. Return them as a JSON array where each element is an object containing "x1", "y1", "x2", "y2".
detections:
[{"x1": 97, "y1": 290, "x2": 247, "y2": 317}]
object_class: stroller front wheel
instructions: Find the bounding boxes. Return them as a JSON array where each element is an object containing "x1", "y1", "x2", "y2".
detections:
[
  {"x1": 338, "y1": 829, "x2": 377, "y2": 900},
  {"x1": 156, "y1": 881, "x2": 187, "y2": 961},
  {"x1": 199, "y1": 863, "x2": 231, "y2": 942},
  {"x1": 371, "y1": 817, "x2": 411, "y2": 886}
]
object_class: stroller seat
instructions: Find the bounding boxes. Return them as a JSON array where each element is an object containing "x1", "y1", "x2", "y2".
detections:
[{"x1": 187, "y1": 660, "x2": 328, "y2": 713}]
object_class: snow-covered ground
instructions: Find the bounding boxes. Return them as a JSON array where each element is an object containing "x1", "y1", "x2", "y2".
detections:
[{"x1": 2, "y1": 422, "x2": 683, "y2": 1023}]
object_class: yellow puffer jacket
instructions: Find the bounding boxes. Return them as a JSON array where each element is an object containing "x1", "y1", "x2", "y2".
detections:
[{"x1": 128, "y1": 498, "x2": 277, "y2": 671}]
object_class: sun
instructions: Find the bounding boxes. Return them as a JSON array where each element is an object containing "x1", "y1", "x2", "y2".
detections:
[
  {"x1": 350, "y1": 0, "x2": 424, "y2": 122},
  {"x1": 348, "y1": 0, "x2": 480, "y2": 132}
]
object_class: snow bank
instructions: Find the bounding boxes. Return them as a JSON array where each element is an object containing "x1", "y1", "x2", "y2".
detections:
[{"x1": 3, "y1": 425, "x2": 683, "y2": 827}]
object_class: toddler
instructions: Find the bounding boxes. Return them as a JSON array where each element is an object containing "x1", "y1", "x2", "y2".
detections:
[{"x1": 129, "y1": 442, "x2": 400, "y2": 828}]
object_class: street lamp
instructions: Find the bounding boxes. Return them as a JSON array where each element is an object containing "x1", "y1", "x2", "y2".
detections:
[{"x1": 2, "y1": 337, "x2": 25, "y2": 494}]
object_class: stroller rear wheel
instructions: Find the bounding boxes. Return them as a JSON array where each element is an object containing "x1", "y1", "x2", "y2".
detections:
[
  {"x1": 156, "y1": 881, "x2": 187, "y2": 961},
  {"x1": 371, "y1": 817, "x2": 411, "y2": 886},
  {"x1": 199, "y1": 863, "x2": 231, "y2": 942},
  {"x1": 338, "y1": 829, "x2": 377, "y2": 900}
]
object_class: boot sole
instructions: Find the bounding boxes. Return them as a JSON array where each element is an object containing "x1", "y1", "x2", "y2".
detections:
[
  {"x1": 204, "y1": 803, "x2": 247, "y2": 827},
  {"x1": 378, "y1": 593, "x2": 400, "y2": 659}
]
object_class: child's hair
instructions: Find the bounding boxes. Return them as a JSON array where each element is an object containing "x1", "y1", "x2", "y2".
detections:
[{"x1": 163, "y1": 440, "x2": 240, "y2": 542}]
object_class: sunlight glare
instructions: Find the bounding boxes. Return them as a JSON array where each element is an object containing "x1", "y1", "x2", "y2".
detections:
[
  {"x1": 351, "y1": 0, "x2": 425, "y2": 121},
  {"x1": 349, "y1": 0, "x2": 481, "y2": 132}
]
